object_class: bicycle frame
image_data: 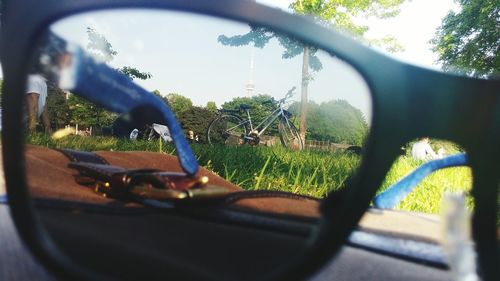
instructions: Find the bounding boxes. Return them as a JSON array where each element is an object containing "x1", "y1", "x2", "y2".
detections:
[
  {"x1": 250, "y1": 107, "x2": 284, "y2": 136},
  {"x1": 240, "y1": 98, "x2": 292, "y2": 138}
]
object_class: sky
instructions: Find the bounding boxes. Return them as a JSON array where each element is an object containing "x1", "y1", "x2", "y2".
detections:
[{"x1": 5, "y1": 0, "x2": 460, "y2": 124}]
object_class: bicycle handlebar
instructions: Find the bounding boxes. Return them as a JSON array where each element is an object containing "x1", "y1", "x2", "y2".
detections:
[
  {"x1": 286, "y1": 86, "x2": 296, "y2": 99},
  {"x1": 277, "y1": 86, "x2": 296, "y2": 105}
]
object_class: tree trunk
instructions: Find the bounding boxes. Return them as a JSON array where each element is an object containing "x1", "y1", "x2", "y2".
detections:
[{"x1": 299, "y1": 46, "x2": 310, "y2": 144}]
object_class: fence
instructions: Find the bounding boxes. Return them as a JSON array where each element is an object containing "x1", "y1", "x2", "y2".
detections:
[
  {"x1": 258, "y1": 136, "x2": 353, "y2": 151},
  {"x1": 304, "y1": 140, "x2": 352, "y2": 151},
  {"x1": 55, "y1": 127, "x2": 354, "y2": 151}
]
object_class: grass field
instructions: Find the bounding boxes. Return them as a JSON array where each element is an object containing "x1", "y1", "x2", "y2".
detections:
[{"x1": 27, "y1": 133, "x2": 496, "y2": 224}]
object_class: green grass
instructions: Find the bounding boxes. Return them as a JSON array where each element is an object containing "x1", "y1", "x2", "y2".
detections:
[
  {"x1": 27, "y1": 133, "x2": 166, "y2": 152},
  {"x1": 27, "y1": 133, "x2": 359, "y2": 197},
  {"x1": 190, "y1": 144, "x2": 360, "y2": 196},
  {"x1": 377, "y1": 156, "x2": 474, "y2": 213},
  {"x1": 27, "y1": 133, "x2": 498, "y2": 225}
]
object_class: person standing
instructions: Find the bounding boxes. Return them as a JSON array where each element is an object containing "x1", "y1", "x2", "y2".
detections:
[
  {"x1": 25, "y1": 74, "x2": 51, "y2": 133},
  {"x1": 411, "y1": 137, "x2": 438, "y2": 160}
]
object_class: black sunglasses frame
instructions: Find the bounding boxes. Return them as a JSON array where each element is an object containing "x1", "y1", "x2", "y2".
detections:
[{"x1": 1, "y1": 0, "x2": 498, "y2": 280}]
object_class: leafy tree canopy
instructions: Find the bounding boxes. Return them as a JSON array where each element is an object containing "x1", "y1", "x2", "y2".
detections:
[
  {"x1": 218, "y1": 0, "x2": 406, "y2": 67},
  {"x1": 119, "y1": 66, "x2": 152, "y2": 80},
  {"x1": 431, "y1": 0, "x2": 499, "y2": 77},
  {"x1": 167, "y1": 93, "x2": 193, "y2": 115},
  {"x1": 177, "y1": 106, "x2": 218, "y2": 143},
  {"x1": 222, "y1": 94, "x2": 283, "y2": 135},
  {"x1": 67, "y1": 94, "x2": 116, "y2": 128},
  {"x1": 218, "y1": 24, "x2": 323, "y2": 72},
  {"x1": 86, "y1": 27, "x2": 117, "y2": 63},
  {"x1": 290, "y1": 0, "x2": 406, "y2": 34},
  {"x1": 86, "y1": 27, "x2": 152, "y2": 80},
  {"x1": 152, "y1": 90, "x2": 170, "y2": 106},
  {"x1": 206, "y1": 101, "x2": 218, "y2": 113},
  {"x1": 46, "y1": 84, "x2": 71, "y2": 129},
  {"x1": 64, "y1": 28, "x2": 153, "y2": 130},
  {"x1": 289, "y1": 99, "x2": 368, "y2": 145}
]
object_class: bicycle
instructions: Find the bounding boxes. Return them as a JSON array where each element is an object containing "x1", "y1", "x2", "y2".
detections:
[{"x1": 206, "y1": 86, "x2": 303, "y2": 150}]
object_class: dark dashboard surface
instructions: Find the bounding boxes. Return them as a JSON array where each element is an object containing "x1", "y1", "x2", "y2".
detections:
[{"x1": 0, "y1": 204, "x2": 453, "y2": 281}]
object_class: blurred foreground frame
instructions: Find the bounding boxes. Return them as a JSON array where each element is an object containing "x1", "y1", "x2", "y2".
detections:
[{"x1": 0, "y1": 1, "x2": 498, "y2": 281}]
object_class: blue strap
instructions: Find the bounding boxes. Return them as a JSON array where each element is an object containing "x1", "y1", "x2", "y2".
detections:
[
  {"x1": 373, "y1": 153, "x2": 468, "y2": 209},
  {"x1": 0, "y1": 194, "x2": 7, "y2": 204}
]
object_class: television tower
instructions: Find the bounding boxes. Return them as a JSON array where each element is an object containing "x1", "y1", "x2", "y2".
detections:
[{"x1": 245, "y1": 49, "x2": 255, "y2": 96}]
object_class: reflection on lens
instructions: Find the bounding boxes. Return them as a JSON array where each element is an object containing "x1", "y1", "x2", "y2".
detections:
[{"x1": 23, "y1": 9, "x2": 373, "y2": 280}]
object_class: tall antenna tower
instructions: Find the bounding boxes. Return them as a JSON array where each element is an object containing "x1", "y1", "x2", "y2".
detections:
[{"x1": 245, "y1": 49, "x2": 255, "y2": 96}]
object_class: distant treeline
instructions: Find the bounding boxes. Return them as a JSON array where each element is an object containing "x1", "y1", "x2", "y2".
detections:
[{"x1": 42, "y1": 89, "x2": 368, "y2": 145}]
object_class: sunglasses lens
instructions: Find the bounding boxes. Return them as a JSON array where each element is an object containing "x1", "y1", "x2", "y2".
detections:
[{"x1": 23, "y1": 9, "x2": 373, "y2": 280}]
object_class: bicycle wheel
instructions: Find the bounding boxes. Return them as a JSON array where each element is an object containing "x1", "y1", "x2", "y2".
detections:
[
  {"x1": 278, "y1": 118, "x2": 303, "y2": 150},
  {"x1": 207, "y1": 114, "x2": 247, "y2": 145}
]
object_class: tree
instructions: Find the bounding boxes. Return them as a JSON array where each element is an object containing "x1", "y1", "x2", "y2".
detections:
[
  {"x1": 119, "y1": 66, "x2": 152, "y2": 80},
  {"x1": 86, "y1": 27, "x2": 152, "y2": 80},
  {"x1": 166, "y1": 93, "x2": 193, "y2": 116},
  {"x1": 46, "y1": 83, "x2": 71, "y2": 129},
  {"x1": 288, "y1": 99, "x2": 368, "y2": 145},
  {"x1": 86, "y1": 27, "x2": 117, "y2": 63},
  {"x1": 430, "y1": 0, "x2": 499, "y2": 78},
  {"x1": 219, "y1": 0, "x2": 406, "y2": 141},
  {"x1": 67, "y1": 94, "x2": 116, "y2": 128},
  {"x1": 222, "y1": 94, "x2": 280, "y2": 135},
  {"x1": 65, "y1": 28, "x2": 153, "y2": 129},
  {"x1": 177, "y1": 106, "x2": 218, "y2": 143},
  {"x1": 206, "y1": 101, "x2": 218, "y2": 112},
  {"x1": 152, "y1": 90, "x2": 170, "y2": 106}
]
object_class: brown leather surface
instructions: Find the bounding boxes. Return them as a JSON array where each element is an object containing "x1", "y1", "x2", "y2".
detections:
[
  {"x1": 25, "y1": 145, "x2": 320, "y2": 217},
  {"x1": 25, "y1": 145, "x2": 117, "y2": 204},
  {"x1": 233, "y1": 197, "x2": 319, "y2": 217},
  {"x1": 97, "y1": 150, "x2": 242, "y2": 192},
  {"x1": 24, "y1": 145, "x2": 463, "y2": 242}
]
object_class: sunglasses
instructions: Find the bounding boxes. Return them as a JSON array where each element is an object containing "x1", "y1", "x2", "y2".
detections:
[{"x1": 1, "y1": 1, "x2": 498, "y2": 280}]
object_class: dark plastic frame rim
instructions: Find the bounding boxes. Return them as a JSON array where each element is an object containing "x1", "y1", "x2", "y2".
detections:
[{"x1": 1, "y1": 0, "x2": 498, "y2": 280}]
